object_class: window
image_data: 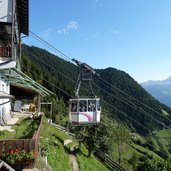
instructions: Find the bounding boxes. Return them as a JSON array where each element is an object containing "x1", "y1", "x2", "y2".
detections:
[
  {"x1": 88, "y1": 100, "x2": 96, "y2": 112},
  {"x1": 71, "y1": 100, "x2": 77, "y2": 112},
  {"x1": 79, "y1": 100, "x2": 87, "y2": 112}
]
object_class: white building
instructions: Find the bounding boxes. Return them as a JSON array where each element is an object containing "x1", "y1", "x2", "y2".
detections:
[{"x1": 0, "y1": 0, "x2": 51, "y2": 125}]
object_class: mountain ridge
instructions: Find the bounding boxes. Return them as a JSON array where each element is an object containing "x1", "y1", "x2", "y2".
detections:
[
  {"x1": 141, "y1": 76, "x2": 171, "y2": 107},
  {"x1": 141, "y1": 76, "x2": 171, "y2": 86}
]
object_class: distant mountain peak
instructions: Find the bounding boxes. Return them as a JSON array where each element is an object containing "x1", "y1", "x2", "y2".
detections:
[
  {"x1": 141, "y1": 75, "x2": 171, "y2": 86},
  {"x1": 141, "y1": 75, "x2": 171, "y2": 107},
  {"x1": 165, "y1": 75, "x2": 171, "y2": 82}
]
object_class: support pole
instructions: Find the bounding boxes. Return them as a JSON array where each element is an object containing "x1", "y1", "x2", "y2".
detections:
[{"x1": 37, "y1": 94, "x2": 41, "y2": 116}]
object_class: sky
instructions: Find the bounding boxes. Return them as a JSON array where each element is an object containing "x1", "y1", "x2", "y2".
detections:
[{"x1": 23, "y1": 0, "x2": 171, "y2": 83}]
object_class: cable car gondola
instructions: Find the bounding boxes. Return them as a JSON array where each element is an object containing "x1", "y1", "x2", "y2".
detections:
[{"x1": 69, "y1": 59, "x2": 101, "y2": 125}]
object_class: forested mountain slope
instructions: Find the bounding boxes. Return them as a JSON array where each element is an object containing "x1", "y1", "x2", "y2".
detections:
[{"x1": 21, "y1": 44, "x2": 171, "y2": 135}]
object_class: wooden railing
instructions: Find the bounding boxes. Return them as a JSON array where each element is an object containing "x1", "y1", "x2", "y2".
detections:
[
  {"x1": 32, "y1": 116, "x2": 43, "y2": 152},
  {"x1": 0, "y1": 46, "x2": 12, "y2": 58},
  {"x1": 0, "y1": 116, "x2": 43, "y2": 170},
  {"x1": 0, "y1": 139, "x2": 36, "y2": 156}
]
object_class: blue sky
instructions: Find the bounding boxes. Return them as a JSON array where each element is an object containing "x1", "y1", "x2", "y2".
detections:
[{"x1": 23, "y1": 0, "x2": 171, "y2": 83}]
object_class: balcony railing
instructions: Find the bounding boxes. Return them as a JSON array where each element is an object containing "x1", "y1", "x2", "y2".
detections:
[{"x1": 0, "y1": 46, "x2": 12, "y2": 58}]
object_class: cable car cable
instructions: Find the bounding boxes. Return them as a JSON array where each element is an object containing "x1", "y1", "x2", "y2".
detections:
[
  {"x1": 22, "y1": 48, "x2": 92, "y2": 98},
  {"x1": 22, "y1": 48, "x2": 77, "y2": 84},
  {"x1": 29, "y1": 30, "x2": 73, "y2": 62},
  {"x1": 23, "y1": 46, "x2": 170, "y2": 129},
  {"x1": 97, "y1": 76, "x2": 171, "y2": 123},
  {"x1": 28, "y1": 31, "x2": 171, "y2": 124},
  {"x1": 25, "y1": 31, "x2": 171, "y2": 127},
  {"x1": 21, "y1": 63, "x2": 74, "y2": 99},
  {"x1": 21, "y1": 64, "x2": 169, "y2": 158},
  {"x1": 93, "y1": 82, "x2": 169, "y2": 129}
]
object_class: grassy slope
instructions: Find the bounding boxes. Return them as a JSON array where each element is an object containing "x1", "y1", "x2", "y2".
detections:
[
  {"x1": 147, "y1": 129, "x2": 171, "y2": 156},
  {"x1": 76, "y1": 144, "x2": 108, "y2": 171},
  {"x1": 40, "y1": 118, "x2": 72, "y2": 171},
  {"x1": 40, "y1": 117, "x2": 108, "y2": 171}
]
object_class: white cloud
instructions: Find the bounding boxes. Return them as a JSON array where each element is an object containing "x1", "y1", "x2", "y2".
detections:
[
  {"x1": 57, "y1": 21, "x2": 79, "y2": 35},
  {"x1": 110, "y1": 28, "x2": 121, "y2": 35},
  {"x1": 40, "y1": 29, "x2": 53, "y2": 40},
  {"x1": 67, "y1": 21, "x2": 79, "y2": 30}
]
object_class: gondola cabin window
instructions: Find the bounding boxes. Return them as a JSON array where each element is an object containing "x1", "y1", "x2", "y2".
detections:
[
  {"x1": 69, "y1": 98, "x2": 101, "y2": 124},
  {"x1": 71, "y1": 100, "x2": 77, "y2": 112}
]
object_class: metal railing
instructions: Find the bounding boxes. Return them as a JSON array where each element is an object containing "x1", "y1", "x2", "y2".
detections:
[
  {"x1": 95, "y1": 150, "x2": 126, "y2": 171},
  {"x1": 50, "y1": 122, "x2": 75, "y2": 138}
]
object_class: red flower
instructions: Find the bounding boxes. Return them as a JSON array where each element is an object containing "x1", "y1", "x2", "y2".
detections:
[
  {"x1": 15, "y1": 149, "x2": 19, "y2": 155},
  {"x1": 10, "y1": 150, "x2": 14, "y2": 154}
]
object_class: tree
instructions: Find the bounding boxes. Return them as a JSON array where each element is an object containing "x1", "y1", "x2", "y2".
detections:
[
  {"x1": 129, "y1": 153, "x2": 139, "y2": 171},
  {"x1": 113, "y1": 124, "x2": 131, "y2": 164},
  {"x1": 138, "y1": 157, "x2": 168, "y2": 171},
  {"x1": 74, "y1": 114, "x2": 116, "y2": 157}
]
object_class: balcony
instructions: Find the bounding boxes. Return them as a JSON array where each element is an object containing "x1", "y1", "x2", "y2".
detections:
[
  {"x1": 0, "y1": 46, "x2": 16, "y2": 70},
  {"x1": 0, "y1": 23, "x2": 17, "y2": 69},
  {"x1": 0, "y1": 46, "x2": 11, "y2": 58},
  {"x1": 0, "y1": 46, "x2": 16, "y2": 69}
]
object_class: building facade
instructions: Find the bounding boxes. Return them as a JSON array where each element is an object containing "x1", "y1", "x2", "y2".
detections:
[{"x1": 0, "y1": 0, "x2": 51, "y2": 125}]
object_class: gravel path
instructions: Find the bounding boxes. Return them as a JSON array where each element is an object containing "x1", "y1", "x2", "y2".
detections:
[{"x1": 69, "y1": 154, "x2": 80, "y2": 171}]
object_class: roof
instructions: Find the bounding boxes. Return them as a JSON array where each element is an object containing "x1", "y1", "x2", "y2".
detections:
[
  {"x1": 17, "y1": 0, "x2": 29, "y2": 35},
  {"x1": 2, "y1": 68, "x2": 53, "y2": 97}
]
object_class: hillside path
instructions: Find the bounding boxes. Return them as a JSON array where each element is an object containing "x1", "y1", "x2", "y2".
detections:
[{"x1": 69, "y1": 154, "x2": 80, "y2": 171}]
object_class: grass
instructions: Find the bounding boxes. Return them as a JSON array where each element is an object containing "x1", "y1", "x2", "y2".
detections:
[
  {"x1": 0, "y1": 130, "x2": 13, "y2": 140},
  {"x1": 39, "y1": 117, "x2": 109, "y2": 171},
  {"x1": 146, "y1": 129, "x2": 171, "y2": 158},
  {"x1": 152, "y1": 128, "x2": 171, "y2": 138},
  {"x1": 39, "y1": 117, "x2": 72, "y2": 171},
  {"x1": 76, "y1": 144, "x2": 108, "y2": 171},
  {"x1": 0, "y1": 116, "x2": 40, "y2": 140},
  {"x1": 162, "y1": 109, "x2": 169, "y2": 116},
  {"x1": 131, "y1": 143, "x2": 162, "y2": 159},
  {"x1": 13, "y1": 117, "x2": 40, "y2": 139}
]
